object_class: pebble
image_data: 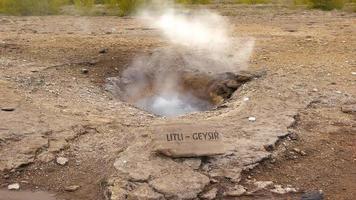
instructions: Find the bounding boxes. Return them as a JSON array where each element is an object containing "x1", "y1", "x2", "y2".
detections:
[
  {"x1": 64, "y1": 185, "x2": 80, "y2": 192},
  {"x1": 254, "y1": 181, "x2": 273, "y2": 190},
  {"x1": 1, "y1": 107, "x2": 15, "y2": 112},
  {"x1": 271, "y1": 184, "x2": 297, "y2": 194},
  {"x1": 99, "y1": 48, "x2": 108, "y2": 54},
  {"x1": 56, "y1": 157, "x2": 69, "y2": 165},
  {"x1": 243, "y1": 97, "x2": 250, "y2": 101},
  {"x1": 351, "y1": 72, "x2": 356, "y2": 75},
  {"x1": 81, "y1": 68, "x2": 89, "y2": 74},
  {"x1": 248, "y1": 117, "x2": 256, "y2": 122},
  {"x1": 8, "y1": 183, "x2": 20, "y2": 190}
]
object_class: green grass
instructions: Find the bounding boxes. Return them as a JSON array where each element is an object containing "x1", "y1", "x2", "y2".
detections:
[
  {"x1": 175, "y1": 0, "x2": 211, "y2": 4},
  {"x1": 235, "y1": 0, "x2": 271, "y2": 4},
  {"x1": 294, "y1": 0, "x2": 346, "y2": 10},
  {"x1": 0, "y1": 0, "x2": 69, "y2": 15}
]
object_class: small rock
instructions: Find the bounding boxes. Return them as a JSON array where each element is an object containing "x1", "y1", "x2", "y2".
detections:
[
  {"x1": 301, "y1": 190, "x2": 324, "y2": 200},
  {"x1": 201, "y1": 188, "x2": 218, "y2": 199},
  {"x1": 56, "y1": 157, "x2": 68, "y2": 165},
  {"x1": 351, "y1": 72, "x2": 356, "y2": 75},
  {"x1": 224, "y1": 185, "x2": 246, "y2": 197},
  {"x1": 288, "y1": 132, "x2": 299, "y2": 140},
  {"x1": 248, "y1": 117, "x2": 256, "y2": 122},
  {"x1": 254, "y1": 181, "x2": 273, "y2": 190},
  {"x1": 312, "y1": 88, "x2": 318, "y2": 92},
  {"x1": 341, "y1": 105, "x2": 356, "y2": 113},
  {"x1": 8, "y1": 183, "x2": 20, "y2": 190},
  {"x1": 81, "y1": 68, "x2": 89, "y2": 74},
  {"x1": 99, "y1": 48, "x2": 108, "y2": 54},
  {"x1": 182, "y1": 158, "x2": 201, "y2": 170},
  {"x1": 271, "y1": 184, "x2": 297, "y2": 194},
  {"x1": 225, "y1": 80, "x2": 240, "y2": 88},
  {"x1": 64, "y1": 185, "x2": 80, "y2": 192},
  {"x1": 1, "y1": 107, "x2": 15, "y2": 112},
  {"x1": 243, "y1": 97, "x2": 250, "y2": 101}
]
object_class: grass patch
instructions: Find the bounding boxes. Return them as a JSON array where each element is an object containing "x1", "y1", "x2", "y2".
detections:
[
  {"x1": 235, "y1": 0, "x2": 271, "y2": 4},
  {"x1": 294, "y1": 0, "x2": 346, "y2": 10},
  {"x1": 175, "y1": 0, "x2": 211, "y2": 4},
  {"x1": 0, "y1": 0, "x2": 69, "y2": 15}
]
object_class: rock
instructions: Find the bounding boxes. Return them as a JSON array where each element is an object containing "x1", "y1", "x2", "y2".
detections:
[
  {"x1": 254, "y1": 181, "x2": 273, "y2": 190},
  {"x1": 128, "y1": 183, "x2": 163, "y2": 200},
  {"x1": 301, "y1": 191, "x2": 324, "y2": 200},
  {"x1": 99, "y1": 48, "x2": 108, "y2": 54},
  {"x1": 1, "y1": 107, "x2": 15, "y2": 111},
  {"x1": 182, "y1": 158, "x2": 202, "y2": 170},
  {"x1": 351, "y1": 72, "x2": 356, "y2": 75},
  {"x1": 209, "y1": 168, "x2": 242, "y2": 183},
  {"x1": 201, "y1": 188, "x2": 218, "y2": 199},
  {"x1": 8, "y1": 183, "x2": 20, "y2": 190},
  {"x1": 224, "y1": 185, "x2": 246, "y2": 197},
  {"x1": 270, "y1": 184, "x2": 297, "y2": 194},
  {"x1": 341, "y1": 105, "x2": 356, "y2": 114},
  {"x1": 64, "y1": 185, "x2": 80, "y2": 192},
  {"x1": 81, "y1": 68, "x2": 89, "y2": 74},
  {"x1": 37, "y1": 151, "x2": 55, "y2": 163},
  {"x1": 225, "y1": 80, "x2": 240, "y2": 89},
  {"x1": 152, "y1": 122, "x2": 225, "y2": 158},
  {"x1": 149, "y1": 170, "x2": 210, "y2": 199},
  {"x1": 56, "y1": 157, "x2": 68, "y2": 166},
  {"x1": 248, "y1": 117, "x2": 256, "y2": 122}
]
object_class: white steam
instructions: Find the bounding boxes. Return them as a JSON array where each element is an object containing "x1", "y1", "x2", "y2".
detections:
[{"x1": 108, "y1": 3, "x2": 255, "y2": 117}]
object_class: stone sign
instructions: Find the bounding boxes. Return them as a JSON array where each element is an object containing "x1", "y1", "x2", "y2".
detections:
[{"x1": 152, "y1": 122, "x2": 226, "y2": 157}]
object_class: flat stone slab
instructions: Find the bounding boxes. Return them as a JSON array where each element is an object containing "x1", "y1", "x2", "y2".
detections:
[{"x1": 152, "y1": 122, "x2": 226, "y2": 157}]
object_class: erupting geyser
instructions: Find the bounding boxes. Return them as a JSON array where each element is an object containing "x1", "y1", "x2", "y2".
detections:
[{"x1": 106, "y1": 4, "x2": 254, "y2": 117}]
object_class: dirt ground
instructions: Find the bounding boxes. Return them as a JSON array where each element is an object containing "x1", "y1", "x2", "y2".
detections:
[{"x1": 0, "y1": 4, "x2": 355, "y2": 200}]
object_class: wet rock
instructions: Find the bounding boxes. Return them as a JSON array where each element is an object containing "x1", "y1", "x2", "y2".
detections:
[
  {"x1": 64, "y1": 185, "x2": 80, "y2": 192},
  {"x1": 225, "y1": 80, "x2": 240, "y2": 89},
  {"x1": 149, "y1": 170, "x2": 209, "y2": 199},
  {"x1": 8, "y1": 183, "x2": 20, "y2": 190},
  {"x1": 271, "y1": 185, "x2": 297, "y2": 194},
  {"x1": 341, "y1": 105, "x2": 356, "y2": 114},
  {"x1": 152, "y1": 123, "x2": 225, "y2": 158},
  {"x1": 201, "y1": 188, "x2": 218, "y2": 199},
  {"x1": 224, "y1": 185, "x2": 246, "y2": 197},
  {"x1": 56, "y1": 157, "x2": 68, "y2": 166},
  {"x1": 128, "y1": 183, "x2": 163, "y2": 200},
  {"x1": 301, "y1": 191, "x2": 324, "y2": 200}
]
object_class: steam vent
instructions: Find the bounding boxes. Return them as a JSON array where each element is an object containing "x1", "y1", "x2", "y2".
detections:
[{"x1": 1, "y1": 0, "x2": 355, "y2": 200}]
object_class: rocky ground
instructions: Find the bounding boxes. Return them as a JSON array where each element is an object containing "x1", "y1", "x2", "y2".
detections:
[{"x1": 0, "y1": 4, "x2": 355, "y2": 200}]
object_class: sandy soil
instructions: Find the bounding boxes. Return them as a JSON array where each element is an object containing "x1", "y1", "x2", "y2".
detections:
[{"x1": 0, "y1": 4, "x2": 355, "y2": 200}]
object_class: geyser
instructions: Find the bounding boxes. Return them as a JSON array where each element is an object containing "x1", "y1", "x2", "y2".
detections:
[{"x1": 106, "y1": 5, "x2": 254, "y2": 117}]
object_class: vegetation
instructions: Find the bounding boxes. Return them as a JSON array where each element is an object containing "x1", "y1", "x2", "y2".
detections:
[
  {"x1": 0, "y1": 0, "x2": 69, "y2": 15},
  {"x1": 235, "y1": 0, "x2": 270, "y2": 4},
  {"x1": 175, "y1": 0, "x2": 211, "y2": 4},
  {"x1": 0, "y1": 0, "x2": 354, "y2": 16},
  {"x1": 294, "y1": 0, "x2": 345, "y2": 10}
]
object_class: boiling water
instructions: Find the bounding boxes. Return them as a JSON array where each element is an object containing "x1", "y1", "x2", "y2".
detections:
[{"x1": 135, "y1": 92, "x2": 212, "y2": 117}]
